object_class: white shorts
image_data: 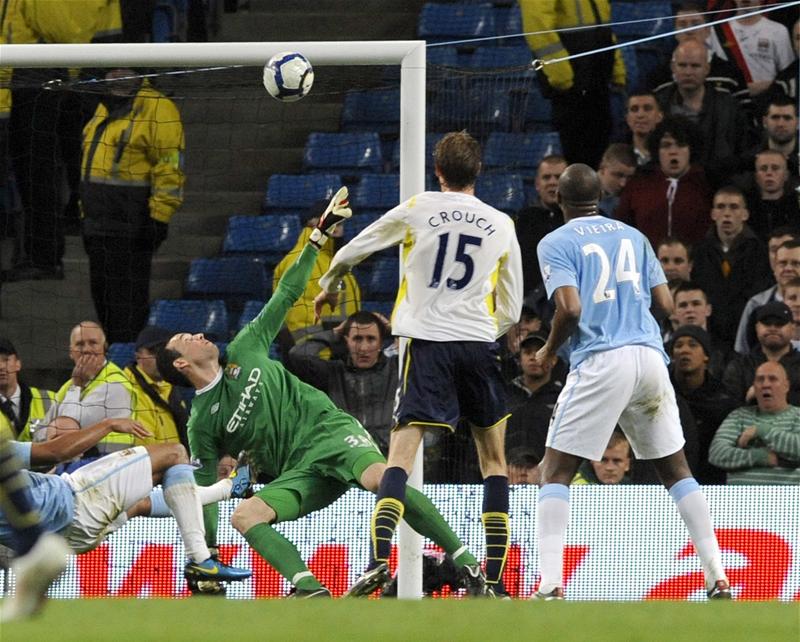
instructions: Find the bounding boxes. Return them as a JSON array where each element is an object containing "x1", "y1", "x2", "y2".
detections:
[
  {"x1": 61, "y1": 447, "x2": 152, "y2": 553},
  {"x1": 547, "y1": 345, "x2": 685, "y2": 462}
]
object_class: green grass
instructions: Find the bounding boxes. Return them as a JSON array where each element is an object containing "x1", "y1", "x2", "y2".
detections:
[{"x1": 1, "y1": 599, "x2": 797, "y2": 642}]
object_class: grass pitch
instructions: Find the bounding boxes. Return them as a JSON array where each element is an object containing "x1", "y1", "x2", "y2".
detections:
[{"x1": 1, "y1": 599, "x2": 797, "y2": 642}]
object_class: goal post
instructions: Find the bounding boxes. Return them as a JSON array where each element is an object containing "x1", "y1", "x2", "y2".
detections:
[{"x1": 1, "y1": 39, "x2": 426, "y2": 599}]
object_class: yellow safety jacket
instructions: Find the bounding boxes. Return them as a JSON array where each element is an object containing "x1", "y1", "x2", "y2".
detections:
[
  {"x1": 81, "y1": 81, "x2": 185, "y2": 236},
  {"x1": 0, "y1": 385, "x2": 55, "y2": 441},
  {"x1": 520, "y1": 0, "x2": 625, "y2": 92},
  {"x1": 55, "y1": 360, "x2": 135, "y2": 450},
  {"x1": 273, "y1": 227, "x2": 361, "y2": 341},
  {"x1": 124, "y1": 364, "x2": 185, "y2": 446},
  {"x1": 8, "y1": 0, "x2": 121, "y2": 44}
]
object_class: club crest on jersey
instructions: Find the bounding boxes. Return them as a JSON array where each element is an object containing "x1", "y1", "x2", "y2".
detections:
[
  {"x1": 543, "y1": 263, "x2": 552, "y2": 283},
  {"x1": 225, "y1": 363, "x2": 242, "y2": 380}
]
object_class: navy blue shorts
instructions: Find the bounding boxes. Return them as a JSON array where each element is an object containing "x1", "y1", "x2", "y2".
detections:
[{"x1": 393, "y1": 339, "x2": 509, "y2": 431}]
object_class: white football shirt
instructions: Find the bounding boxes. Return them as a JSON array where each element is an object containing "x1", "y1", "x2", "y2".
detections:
[{"x1": 319, "y1": 191, "x2": 523, "y2": 342}]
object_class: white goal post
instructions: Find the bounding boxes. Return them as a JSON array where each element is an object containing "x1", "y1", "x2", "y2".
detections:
[{"x1": 1, "y1": 40, "x2": 427, "y2": 599}]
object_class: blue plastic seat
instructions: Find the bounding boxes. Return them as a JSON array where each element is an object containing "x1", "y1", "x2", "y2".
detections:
[
  {"x1": 426, "y1": 45, "x2": 460, "y2": 66},
  {"x1": 389, "y1": 133, "x2": 445, "y2": 172},
  {"x1": 418, "y1": 2, "x2": 497, "y2": 43},
  {"x1": 353, "y1": 174, "x2": 400, "y2": 211},
  {"x1": 184, "y1": 256, "x2": 270, "y2": 303},
  {"x1": 363, "y1": 258, "x2": 399, "y2": 301},
  {"x1": 362, "y1": 300, "x2": 394, "y2": 320},
  {"x1": 235, "y1": 300, "x2": 266, "y2": 331},
  {"x1": 343, "y1": 212, "x2": 382, "y2": 242},
  {"x1": 341, "y1": 88, "x2": 400, "y2": 135},
  {"x1": 475, "y1": 174, "x2": 525, "y2": 214},
  {"x1": 495, "y1": 3, "x2": 525, "y2": 46},
  {"x1": 610, "y1": 1, "x2": 673, "y2": 39},
  {"x1": 469, "y1": 45, "x2": 533, "y2": 69},
  {"x1": 107, "y1": 342, "x2": 135, "y2": 368},
  {"x1": 147, "y1": 299, "x2": 229, "y2": 340},
  {"x1": 428, "y1": 89, "x2": 511, "y2": 133},
  {"x1": 263, "y1": 173, "x2": 342, "y2": 214},
  {"x1": 303, "y1": 132, "x2": 383, "y2": 175},
  {"x1": 484, "y1": 132, "x2": 562, "y2": 173},
  {"x1": 222, "y1": 214, "x2": 301, "y2": 261}
]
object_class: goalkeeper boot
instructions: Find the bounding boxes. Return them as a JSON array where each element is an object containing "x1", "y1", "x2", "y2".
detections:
[
  {"x1": 460, "y1": 563, "x2": 487, "y2": 597},
  {"x1": 184, "y1": 557, "x2": 252, "y2": 583},
  {"x1": 229, "y1": 451, "x2": 253, "y2": 499},
  {"x1": 309, "y1": 186, "x2": 352, "y2": 249},
  {"x1": 287, "y1": 586, "x2": 332, "y2": 599},
  {"x1": 1, "y1": 533, "x2": 70, "y2": 622},
  {"x1": 530, "y1": 586, "x2": 565, "y2": 601},
  {"x1": 707, "y1": 580, "x2": 732, "y2": 600},
  {"x1": 344, "y1": 562, "x2": 390, "y2": 598}
]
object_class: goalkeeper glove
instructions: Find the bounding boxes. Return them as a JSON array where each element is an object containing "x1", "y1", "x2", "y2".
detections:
[{"x1": 309, "y1": 186, "x2": 352, "y2": 249}]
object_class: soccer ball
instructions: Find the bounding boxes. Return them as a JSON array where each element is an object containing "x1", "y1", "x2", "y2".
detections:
[{"x1": 262, "y1": 51, "x2": 314, "y2": 102}]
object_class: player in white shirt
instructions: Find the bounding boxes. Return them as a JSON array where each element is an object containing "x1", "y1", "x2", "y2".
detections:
[
  {"x1": 530, "y1": 164, "x2": 730, "y2": 601},
  {"x1": 315, "y1": 131, "x2": 523, "y2": 597}
]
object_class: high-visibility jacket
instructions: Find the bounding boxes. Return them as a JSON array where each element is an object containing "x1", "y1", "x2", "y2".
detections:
[
  {"x1": 273, "y1": 226, "x2": 361, "y2": 341},
  {"x1": 55, "y1": 360, "x2": 135, "y2": 451},
  {"x1": 8, "y1": 0, "x2": 121, "y2": 44},
  {"x1": 81, "y1": 81, "x2": 185, "y2": 236},
  {"x1": 0, "y1": 384, "x2": 56, "y2": 441},
  {"x1": 124, "y1": 364, "x2": 186, "y2": 446},
  {"x1": 520, "y1": 0, "x2": 625, "y2": 92}
]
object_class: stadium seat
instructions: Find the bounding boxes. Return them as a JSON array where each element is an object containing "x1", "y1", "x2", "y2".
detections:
[
  {"x1": 418, "y1": 3, "x2": 497, "y2": 44},
  {"x1": 341, "y1": 88, "x2": 400, "y2": 135},
  {"x1": 426, "y1": 45, "x2": 460, "y2": 66},
  {"x1": 235, "y1": 300, "x2": 266, "y2": 331},
  {"x1": 362, "y1": 258, "x2": 399, "y2": 301},
  {"x1": 362, "y1": 300, "x2": 394, "y2": 319},
  {"x1": 353, "y1": 174, "x2": 400, "y2": 213},
  {"x1": 303, "y1": 132, "x2": 384, "y2": 175},
  {"x1": 428, "y1": 89, "x2": 511, "y2": 133},
  {"x1": 475, "y1": 174, "x2": 525, "y2": 214},
  {"x1": 388, "y1": 133, "x2": 445, "y2": 172},
  {"x1": 495, "y1": 3, "x2": 525, "y2": 46},
  {"x1": 184, "y1": 256, "x2": 270, "y2": 305},
  {"x1": 620, "y1": 43, "x2": 641, "y2": 93},
  {"x1": 610, "y1": 1, "x2": 673, "y2": 40},
  {"x1": 107, "y1": 342, "x2": 135, "y2": 368},
  {"x1": 522, "y1": 80, "x2": 554, "y2": 128},
  {"x1": 343, "y1": 212, "x2": 382, "y2": 242},
  {"x1": 147, "y1": 299, "x2": 229, "y2": 341},
  {"x1": 263, "y1": 173, "x2": 342, "y2": 214},
  {"x1": 469, "y1": 45, "x2": 533, "y2": 69},
  {"x1": 222, "y1": 214, "x2": 301, "y2": 262},
  {"x1": 484, "y1": 131, "x2": 562, "y2": 174}
]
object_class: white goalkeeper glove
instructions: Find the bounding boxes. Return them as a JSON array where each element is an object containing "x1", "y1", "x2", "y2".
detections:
[{"x1": 309, "y1": 186, "x2": 352, "y2": 249}]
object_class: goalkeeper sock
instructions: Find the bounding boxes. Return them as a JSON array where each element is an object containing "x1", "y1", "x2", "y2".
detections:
[
  {"x1": 0, "y1": 439, "x2": 43, "y2": 554},
  {"x1": 403, "y1": 487, "x2": 479, "y2": 567},
  {"x1": 244, "y1": 523, "x2": 323, "y2": 592},
  {"x1": 370, "y1": 466, "x2": 407, "y2": 568},
  {"x1": 537, "y1": 483, "x2": 569, "y2": 594},
  {"x1": 162, "y1": 464, "x2": 210, "y2": 563},
  {"x1": 669, "y1": 477, "x2": 728, "y2": 589},
  {"x1": 482, "y1": 475, "x2": 510, "y2": 586}
]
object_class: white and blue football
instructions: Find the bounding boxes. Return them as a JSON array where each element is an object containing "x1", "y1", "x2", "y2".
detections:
[{"x1": 263, "y1": 51, "x2": 314, "y2": 102}]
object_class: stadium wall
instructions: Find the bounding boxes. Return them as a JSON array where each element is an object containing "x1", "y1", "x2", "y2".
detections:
[{"x1": 3, "y1": 485, "x2": 798, "y2": 601}]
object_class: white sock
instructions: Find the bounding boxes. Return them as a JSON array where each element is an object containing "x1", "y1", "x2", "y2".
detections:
[
  {"x1": 162, "y1": 465, "x2": 210, "y2": 563},
  {"x1": 669, "y1": 478, "x2": 727, "y2": 589},
  {"x1": 198, "y1": 478, "x2": 232, "y2": 505},
  {"x1": 537, "y1": 484, "x2": 570, "y2": 594}
]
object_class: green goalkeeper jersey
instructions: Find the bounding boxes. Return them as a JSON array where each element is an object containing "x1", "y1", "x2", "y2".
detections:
[{"x1": 188, "y1": 244, "x2": 345, "y2": 486}]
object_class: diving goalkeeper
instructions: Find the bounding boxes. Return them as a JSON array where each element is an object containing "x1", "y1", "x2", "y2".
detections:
[{"x1": 157, "y1": 188, "x2": 485, "y2": 597}]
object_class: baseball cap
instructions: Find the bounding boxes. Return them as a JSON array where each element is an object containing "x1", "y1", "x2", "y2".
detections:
[
  {"x1": 519, "y1": 332, "x2": 548, "y2": 351},
  {"x1": 670, "y1": 325, "x2": 711, "y2": 357},
  {"x1": 755, "y1": 301, "x2": 793, "y2": 326},
  {"x1": 0, "y1": 337, "x2": 17, "y2": 356},
  {"x1": 135, "y1": 326, "x2": 174, "y2": 351}
]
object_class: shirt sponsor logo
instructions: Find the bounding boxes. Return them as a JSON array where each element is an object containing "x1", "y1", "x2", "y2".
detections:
[
  {"x1": 210, "y1": 402, "x2": 220, "y2": 415},
  {"x1": 226, "y1": 368, "x2": 262, "y2": 433}
]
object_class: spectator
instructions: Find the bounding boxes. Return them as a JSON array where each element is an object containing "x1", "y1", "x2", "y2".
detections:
[
  {"x1": 45, "y1": 321, "x2": 134, "y2": 457},
  {"x1": 669, "y1": 325, "x2": 739, "y2": 484},
  {"x1": 710, "y1": 361, "x2": 800, "y2": 484},
  {"x1": 690, "y1": 185, "x2": 770, "y2": 344},
  {"x1": 515, "y1": 155, "x2": 567, "y2": 295},
  {"x1": 669, "y1": 282, "x2": 735, "y2": 380},
  {"x1": 781, "y1": 276, "x2": 800, "y2": 348},
  {"x1": 657, "y1": 237, "x2": 693, "y2": 286},
  {"x1": 616, "y1": 117, "x2": 713, "y2": 248},
  {"x1": 287, "y1": 310, "x2": 396, "y2": 455},
  {"x1": 711, "y1": 0, "x2": 795, "y2": 97},
  {"x1": 0, "y1": 337, "x2": 55, "y2": 442},
  {"x1": 735, "y1": 237, "x2": 800, "y2": 353},
  {"x1": 724, "y1": 301, "x2": 800, "y2": 405},
  {"x1": 273, "y1": 198, "x2": 361, "y2": 348},
  {"x1": 596, "y1": 143, "x2": 636, "y2": 217},
  {"x1": 80, "y1": 68, "x2": 185, "y2": 343},
  {"x1": 520, "y1": 0, "x2": 625, "y2": 167},
  {"x1": 5, "y1": 0, "x2": 122, "y2": 282},
  {"x1": 499, "y1": 305, "x2": 543, "y2": 383},
  {"x1": 754, "y1": 95, "x2": 799, "y2": 174},
  {"x1": 654, "y1": 39, "x2": 751, "y2": 172},
  {"x1": 743, "y1": 150, "x2": 800, "y2": 241},
  {"x1": 623, "y1": 92, "x2": 663, "y2": 166},
  {"x1": 573, "y1": 430, "x2": 632, "y2": 485},
  {"x1": 769, "y1": 17, "x2": 799, "y2": 102},
  {"x1": 504, "y1": 333, "x2": 562, "y2": 460},
  {"x1": 507, "y1": 447, "x2": 540, "y2": 485},
  {"x1": 123, "y1": 325, "x2": 188, "y2": 447}
]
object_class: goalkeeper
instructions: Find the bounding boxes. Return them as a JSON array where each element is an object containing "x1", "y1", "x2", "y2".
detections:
[{"x1": 157, "y1": 188, "x2": 485, "y2": 598}]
